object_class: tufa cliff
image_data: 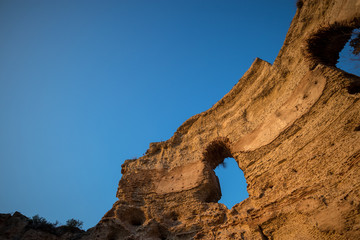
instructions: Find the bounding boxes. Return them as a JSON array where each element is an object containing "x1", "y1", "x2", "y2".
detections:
[{"x1": 1, "y1": 0, "x2": 360, "y2": 239}]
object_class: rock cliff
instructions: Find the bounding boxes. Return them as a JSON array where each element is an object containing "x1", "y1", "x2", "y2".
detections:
[{"x1": 1, "y1": 0, "x2": 360, "y2": 239}]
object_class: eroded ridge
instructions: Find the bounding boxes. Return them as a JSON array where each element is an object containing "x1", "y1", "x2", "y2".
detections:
[
  {"x1": 1, "y1": 0, "x2": 360, "y2": 239},
  {"x1": 91, "y1": 1, "x2": 360, "y2": 239}
]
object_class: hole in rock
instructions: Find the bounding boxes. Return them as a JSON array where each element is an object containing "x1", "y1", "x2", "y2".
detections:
[
  {"x1": 130, "y1": 218, "x2": 143, "y2": 226},
  {"x1": 214, "y1": 157, "x2": 249, "y2": 209},
  {"x1": 124, "y1": 208, "x2": 145, "y2": 227},
  {"x1": 337, "y1": 28, "x2": 360, "y2": 76}
]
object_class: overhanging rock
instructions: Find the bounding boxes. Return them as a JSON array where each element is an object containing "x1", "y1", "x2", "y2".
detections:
[{"x1": 92, "y1": 1, "x2": 360, "y2": 239}]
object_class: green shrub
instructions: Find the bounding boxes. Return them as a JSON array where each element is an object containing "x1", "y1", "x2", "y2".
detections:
[
  {"x1": 66, "y1": 218, "x2": 83, "y2": 229},
  {"x1": 29, "y1": 214, "x2": 58, "y2": 232}
]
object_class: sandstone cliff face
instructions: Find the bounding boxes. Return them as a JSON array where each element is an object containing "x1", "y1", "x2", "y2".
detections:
[
  {"x1": 2, "y1": 0, "x2": 359, "y2": 239},
  {"x1": 93, "y1": 1, "x2": 360, "y2": 239}
]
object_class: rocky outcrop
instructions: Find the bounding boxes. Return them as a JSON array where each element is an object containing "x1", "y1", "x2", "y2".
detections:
[
  {"x1": 0, "y1": 212, "x2": 84, "y2": 240},
  {"x1": 2, "y1": 0, "x2": 360, "y2": 239},
  {"x1": 91, "y1": 1, "x2": 360, "y2": 239}
]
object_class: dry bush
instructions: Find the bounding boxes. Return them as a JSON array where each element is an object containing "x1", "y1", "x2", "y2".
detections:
[{"x1": 296, "y1": 0, "x2": 303, "y2": 9}]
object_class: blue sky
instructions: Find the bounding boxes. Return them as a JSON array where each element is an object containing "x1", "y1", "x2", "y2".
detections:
[
  {"x1": 337, "y1": 29, "x2": 360, "y2": 75},
  {"x1": 0, "y1": 1, "x2": 299, "y2": 229}
]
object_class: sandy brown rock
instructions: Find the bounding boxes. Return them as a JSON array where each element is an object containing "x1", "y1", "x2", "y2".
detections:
[
  {"x1": 92, "y1": 0, "x2": 360, "y2": 239},
  {"x1": 1, "y1": 0, "x2": 359, "y2": 239}
]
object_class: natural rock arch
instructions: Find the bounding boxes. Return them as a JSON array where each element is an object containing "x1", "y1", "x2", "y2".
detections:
[
  {"x1": 200, "y1": 138, "x2": 243, "y2": 203},
  {"x1": 96, "y1": 1, "x2": 360, "y2": 239},
  {"x1": 305, "y1": 17, "x2": 360, "y2": 94},
  {"x1": 214, "y1": 157, "x2": 249, "y2": 208},
  {"x1": 2, "y1": 1, "x2": 359, "y2": 240},
  {"x1": 202, "y1": 137, "x2": 233, "y2": 170},
  {"x1": 305, "y1": 18, "x2": 360, "y2": 67}
]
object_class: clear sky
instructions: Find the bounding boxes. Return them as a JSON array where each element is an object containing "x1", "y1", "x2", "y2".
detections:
[
  {"x1": 0, "y1": 1, "x2": 298, "y2": 229},
  {"x1": 337, "y1": 29, "x2": 360, "y2": 75}
]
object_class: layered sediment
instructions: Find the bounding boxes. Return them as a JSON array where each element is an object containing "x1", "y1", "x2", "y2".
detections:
[{"x1": 1, "y1": 0, "x2": 360, "y2": 239}]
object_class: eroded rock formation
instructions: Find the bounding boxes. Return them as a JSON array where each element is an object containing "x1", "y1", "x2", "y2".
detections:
[
  {"x1": 94, "y1": 1, "x2": 360, "y2": 239},
  {"x1": 1, "y1": 0, "x2": 360, "y2": 239}
]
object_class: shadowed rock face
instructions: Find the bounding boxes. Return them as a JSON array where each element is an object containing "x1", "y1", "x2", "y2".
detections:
[{"x1": 2, "y1": 0, "x2": 360, "y2": 239}]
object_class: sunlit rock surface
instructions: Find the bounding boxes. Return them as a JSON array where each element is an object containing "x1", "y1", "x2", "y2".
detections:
[
  {"x1": 1, "y1": 0, "x2": 360, "y2": 239},
  {"x1": 93, "y1": 1, "x2": 360, "y2": 239}
]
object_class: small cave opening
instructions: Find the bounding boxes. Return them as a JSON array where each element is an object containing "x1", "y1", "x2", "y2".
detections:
[
  {"x1": 130, "y1": 218, "x2": 144, "y2": 227},
  {"x1": 337, "y1": 28, "x2": 360, "y2": 77},
  {"x1": 119, "y1": 207, "x2": 145, "y2": 227},
  {"x1": 214, "y1": 157, "x2": 249, "y2": 209}
]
